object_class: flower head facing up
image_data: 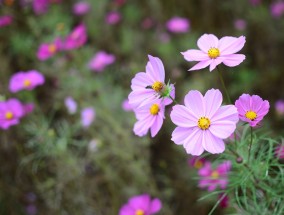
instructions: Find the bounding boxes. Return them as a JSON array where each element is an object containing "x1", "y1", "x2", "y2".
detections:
[
  {"x1": 81, "y1": 107, "x2": 95, "y2": 128},
  {"x1": 64, "y1": 24, "x2": 87, "y2": 50},
  {"x1": 119, "y1": 194, "x2": 162, "y2": 215},
  {"x1": 170, "y1": 89, "x2": 239, "y2": 156},
  {"x1": 128, "y1": 55, "x2": 175, "y2": 109},
  {"x1": 166, "y1": 17, "x2": 190, "y2": 33},
  {"x1": 198, "y1": 161, "x2": 231, "y2": 191},
  {"x1": 235, "y1": 94, "x2": 269, "y2": 127},
  {"x1": 9, "y1": 70, "x2": 45, "y2": 93},
  {"x1": 133, "y1": 100, "x2": 165, "y2": 137},
  {"x1": 181, "y1": 34, "x2": 246, "y2": 71},
  {"x1": 37, "y1": 38, "x2": 62, "y2": 61},
  {"x1": 0, "y1": 98, "x2": 24, "y2": 130},
  {"x1": 88, "y1": 51, "x2": 115, "y2": 72}
]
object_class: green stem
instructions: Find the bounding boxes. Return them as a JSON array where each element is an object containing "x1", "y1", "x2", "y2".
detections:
[
  {"x1": 248, "y1": 127, "x2": 253, "y2": 162},
  {"x1": 216, "y1": 66, "x2": 231, "y2": 104},
  {"x1": 169, "y1": 95, "x2": 178, "y2": 104}
]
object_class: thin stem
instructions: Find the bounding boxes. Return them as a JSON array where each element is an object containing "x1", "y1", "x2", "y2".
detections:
[
  {"x1": 248, "y1": 127, "x2": 253, "y2": 162},
  {"x1": 169, "y1": 95, "x2": 178, "y2": 104},
  {"x1": 216, "y1": 66, "x2": 231, "y2": 104}
]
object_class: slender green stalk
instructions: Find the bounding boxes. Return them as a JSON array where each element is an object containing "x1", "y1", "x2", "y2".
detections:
[
  {"x1": 169, "y1": 95, "x2": 178, "y2": 104},
  {"x1": 216, "y1": 66, "x2": 231, "y2": 104},
  {"x1": 248, "y1": 127, "x2": 253, "y2": 162}
]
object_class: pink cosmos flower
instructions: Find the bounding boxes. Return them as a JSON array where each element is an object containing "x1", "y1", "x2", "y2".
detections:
[
  {"x1": 133, "y1": 100, "x2": 165, "y2": 137},
  {"x1": 235, "y1": 94, "x2": 269, "y2": 127},
  {"x1": 105, "y1": 11, "x2": 121, "y2": 25},
  {"x1": 0, "y1": 15, "x2": 13, "y2": 27},
  {"x1": 181, "y1": 34, "x2": 246, "y2": 71},
  {"x1": 33, "y1": 0, "x2": 49, "y2": 15},
  {"x1": 119, "y1": 194, "x2": 162, "y2": 215},
  {"x1": 141, "y1": 18, "x2": 154, "y2": 29},
  {"x1": 81, "y1": 107, "x2": 95, "y2": 128},
  {"x1": 275, "y1": 100, "x2": 284, "y2": 116},
  {"x1": 64, "y1": 97, "x2": 77, "y2": 114},
  {"x1": 37, "y1": 38, "x2": 62, "y2": 61},
  {"x1": 88, "y1": 51, "x2": 115, "y2": 72},
  {"x1": 234, "y1": 19, "x2": 247, "y2": 31},
  {"x1": 0, "y1": 98, "x2": 24, "y2": 130},
  {"x1": 188, "y1": 156, "x2": 207, "y2": 169},
  {"x1": 73, "y1": 1, "x2": 90, "y2": 15},
  {"x1": 198, "y1": 161, "x2": 231, "y2": 191},
  {"x1": 23, "y1": 103, "x2": 34, "y2": 115},
  {"x1": 9, "y1": 70, "x2": 45, "y2": 93},
  {"x1": 122, "y1": 99, "x2": 132, "y2": 112},
  {"x1": 166, "y1": 17, "x2": 190, "y2": 33},
  {"x1": 170, "y1": 89, "x2": 239, "y2": 156},
  {"x1": 64, "y1": 24, "x2": 87, "y2": 50},
  {"x1": 270, "y1": 1, "x2": 284, "y2": 18},
  {"x1": 128, "y1": 55, "x2": 175, "y2": 108}
]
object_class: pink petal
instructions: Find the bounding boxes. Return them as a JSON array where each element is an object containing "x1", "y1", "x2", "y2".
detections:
[
  {"x1": 235, "y1": 94, "x2": 251, "y2": 112},
  {"x1": 129, "y1": 194, "x2": 150, "y2": 210},
  {"x1": 170, "y1": 105, "x2": 198, "y2": 128},
  {"x1": 197, "y1": 34, "x2": 219, "y2": 52},
  {"x1": 128, "y1": 89, "x2": 158, "y2": 108},
  {"x1": 146, "y1": 55, "x2": 165, "y2": 82},
  {"x1": 183, "y1": 128, "x2": 204, "y2": 156},
  {"x1": 209, "y1": 121, "x2": 237, "y2": 139},
  {"x1": 133, "y1": 115, "x2": 155, "y2": 137},
  {"x1": 209, "y1": 58, "x2": 223, "y2": 71},
  {"x1": 211, "y1": 105, "x2": 239, "y2": 123},
  {"x1": 220, "y1": 54, "x2": 246, "y2": 67},
  {"x1": 131, "y1": 72, "x2": 153, "y2": 90},
  {"x1": 171, "y1": 127, "x2": 193, "y2": 145},
  {"x1": 188, "y1": 60, "x2": 211, "y2": 71},
  {"x1": 181, "y1": 49, "x2": 209, "y2": 61},
  {"x1": 218, "y1": 36, "x2": 246, "y2": 55},
  {"x1": 202, "y1": 131, "x2": 225, "y2": 154},
  {"x1": 149, "y1": 198, "x2": 162, "y2": 214},
  {"x1": 184, "y1": 90, "x2": 205, "y2": 118},
  {"x1": 204, "y1": 89, "x2": 223, "y2": 118},
  {"x1": 150, "y1": 115, "x2": 163, "y2": 137}
]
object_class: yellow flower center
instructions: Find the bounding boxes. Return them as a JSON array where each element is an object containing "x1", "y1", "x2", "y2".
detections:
[
  {"x1": 150, "y1": 104, "x2": 160, "y2": 115},
  {"x1": 5, "y1": 111, "x2": 13, "y2": 120},
  {"x1": 245, "y1": 111, "x2": 257, "y2": 121},
  {"x1": 23, "y1": 79, "x2": 31, "y2": 87},
  {"x1": 208, "y1": 48, "x2": 220, "y2": 59},
  {"x1": 135, "y1": 210, "x2": 144, "y2": 215},
  {"x1": 198, "y1": 117, "x2": 211, "y2": 130},
  {"x1": 194, "y1": 160, "x2": 203, "y2": 169},
  {"x1": 48, "y1": 44, "x2": 57, "y2": 53},
  {"x1": 152, "y1": 81, "x2": 164, "y2": 92},
  {"x1": 211, "y1": 170, "x2": 219, "y2": 179}
]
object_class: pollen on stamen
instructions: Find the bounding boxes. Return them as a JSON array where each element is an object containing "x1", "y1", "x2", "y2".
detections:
[
  {"x1": 135, "y1": 209, "x2": 145, "y2": 215},
  {"x1": 245, "y1": 111, "x2": 257, "y2": 121},
  {"x1": 48, "y1": 44, "x2": 57, "y2": 53},
  {"x1": 208, "y1": 48, "x2": 220, "y2": 59},
  {"x1": 198, "y1": 117, "x2": 211, "y2": 130},
  {"x1": 23, "y1": 79, "x2": 31, "y2": 87},
  {"x1": 150, "y1": 103, "x2": 160, "y2": 115},
  {"x1": 5, "y1": 111, "x2": 13, "y2": 120},
  {"x1": 152, "y1": 81, "x2": 164, "y2": 92},
  {"x1": 211, "y1": 170, "x2": 219, "y2": 179}
]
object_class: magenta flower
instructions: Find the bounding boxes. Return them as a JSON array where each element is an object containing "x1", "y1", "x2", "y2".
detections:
[
  {"x1": 64, "y1": 97, "x2": 77, "y2": 114},
  {"x1": 105, "y1": 11, "x2": 121, "y2": 25},
  {"x1": 170, "y1": 89, "x2": 238, "y2": 156},
  {"x1": 9, "y1": 70, "x2": 45, "y2": 93},
  {"x1": 23, "y1": 103, "x2": 34, "y2": 115},
  {"x1": 182, "y1": 34, "x2": 246, "y2": 71},
  {"x1": 81, "y1": 107, "x2": 95, "y2": 128},
  {"x1": 122, "y1": 99, "x2": 132, "y2": 112},
  {"x1": 275, "y1": 144, "x2": 284, "y2": 159},
  {"x1": 0, "y1": 98, "x2": 24, "y2": 130},
  {"x1": 37, "y1": 38, "x2": 62, "y2": 61},
  {"x1": 128, "y1": 55, "x2": 175, "y2": 108},
  {"x1": 219, "y1": 193, "x2": 229, "y2": 208},
  {"x1": 33, "y1": 0, "x2": 49, "y2": 15},
  {"x1": 270, "y1": 1, "x2": 284, "y2": 18},
  {"x1": 198, "y1": 161, "x2": 231, "y2": 191},
  {"x1": 133, "y1": 100, "x2": 165, "y2": 137},
  {"x1": 88, "y1": 51, "x2": 115, "y2": 72},
  {"x1": 235, "y1": 94, "x2": 269, "y2": 127},
  {"x1": 119, "y1": 194, "x2": 162, "y2": 215},
  {"x1": 64, "y1": 24, "x2": 87, "y2": 50},
  {"x1": 73, "y1": 1, "x2": 90, "y2": 15},
  {"x1": 188, "y1": 156, "x2": 207, "y2": 169},
  {"x1": 275, "y1": 100, "x2": 284, "y2": 116},
  {"x1": 234, "y1": 19, "x2": 247, "y2": 31},
  {"x1": 0, "y1": 15, "x2": 13, "y2": 28},
  {"x1": 166, "y1": 17, "x2": 190, "y2": 33}
]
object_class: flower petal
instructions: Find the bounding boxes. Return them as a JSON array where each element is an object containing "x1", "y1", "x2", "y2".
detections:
[
  {"x1": 183, "y1": 128, "x2": 205, "y2": 156},
  {"x1": 197, "y1": 34, "x2": 219, "y2": 52},
  {"x1": 146, "y1": 55, "x2": 165, "y2": 82},
  {"x1": 220, "y1": 54, "x2": 246, "y2": 67},
  {"x1": 181, "y1": 49, "x2": 209, "y2": 61},
  {"x1": 170, "y1": 105, "x2": 198, "y2": 128},
  {"x1": 218, "y1": 36, "x2": 246, "y2": 55},
  {"x1": 188, "y1": 60, "x2": 212, "y2": 71},
  {"x1": 149, "y1": 198, "x2": 162, "y2": 214},
  {"x1": 202, "y1": 130, "x2": 225, "y2": 154},
  {"x1": 184, "y1": 90, "x2": 205, "y2": 118},
  {"x1": 171, "y1": 127, "x2": 194, "y2": 145},
  {"x1": 209, "y1": 58, "x2": 223, "y2": 71},
  {"x1": 204, "y1": 89, "x2": 223, "y2": 118},
  {"x1": 211, "y1": 105, "x2": 239, "y2": 123},
  {"x1": 131, "y1": 72, "x2": 153, "y2": 90},
  {"x1": 209, "y1": 120, "x2": 237, "y2": 139},
  {"x1": 150, "y1": 115, "x2": 163, "y2": 137}
]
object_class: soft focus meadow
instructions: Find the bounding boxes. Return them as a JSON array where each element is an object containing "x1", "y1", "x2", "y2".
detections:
[{"x1": 1, "y1": 0, "x2": 284, "y2": 215}]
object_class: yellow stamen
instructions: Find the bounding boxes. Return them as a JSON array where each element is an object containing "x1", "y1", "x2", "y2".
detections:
[
  {"x1": 194, "y1": 160, "x2": 203, "y2": 169},
  {"x1": 211, "y1": 170, "x2": 219, "y2": 179},
  {"x1": 23, "y1": 79, "x2": 31, "y2": 87},
  {"x1": 135, "y1": 210, "x2": 144, "y2": 215},
  {"x1": 150, "y1": 104, "x2": 160, "y2": 115},
  {"x1": 48, "y1": 44, "x2": 57, "y2": 53},
  {"x1": 152, "y1": 81, "x2": 164, "y2": 92},
  {"x1": 5, "y1": 111, "x2": 13, "y2": 120},
  {"x1": 198, "y1": 117, "x2": 211, "y2": 130},
  {"x1": 208, "y1": 48, "x2": 220, "y2": 59},
  {"x1": 245, "y1": 111, "x2": 257, "y2": 121}
]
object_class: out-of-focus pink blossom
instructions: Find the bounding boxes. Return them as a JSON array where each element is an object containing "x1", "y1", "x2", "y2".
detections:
[
  {"x1": 270, "y1": 1, "x2": 284, "y2": 18},
  {"x1": 234, "y1": 19, "x2": 247, "y2": 31},
  {"x1": 25, "y1": 204, "x2": 37, "y2": 215},
  {"x1": 275, "y1": 144, "x2": 284, "y2": 159},
  {"x1": 219, "y1": 193, "x2": 229, "y2": 208},
  {"x1": 0, "y1": 15, "x2": 12, "y2": 27},
  {"x1": 23, "y1": 103, "x2": 34, "y2": 115},
  {"x1": 64, "y1": 97, "x2": 77, "y2": 114},
  {"x1": 33, "y1": 0, "x2": 49, "y2": 15},
  {"x1": 73, "y1": 1, "x2": 90, "y2": 15},
  {"x1": 64, "y1": 24, "x2": 87, "y2": 50},
  {"x1": 105, "y1": 11, "x2": 121, "y2": 25},
  {"x1": 166, "y1": 17, "x2": 190, "y2": 33},
  {"x1": 88, "y1": 51, "x2": 115, "y2": 72},
  {"x1": 9, "y1": 70, "x2": 45, "y2": 93},
  {"x1": 37, "y1": 38, "x2": 62, "y2": 61},
  {"x1": 141, "y1": 18, "x2": 154, "y2": 29},
  {"x1": 81, "y1": 107, "x2": 95, "y2": 128},
  {"x1": 275, "y1": 100, "x2": 284, "y2": 116},
  {"x1": 122, "y1": 99, "x2": 132, "y2": 112},
  {"x1": 188, "y1": 156, "x2": 207, "y2": 169}
]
